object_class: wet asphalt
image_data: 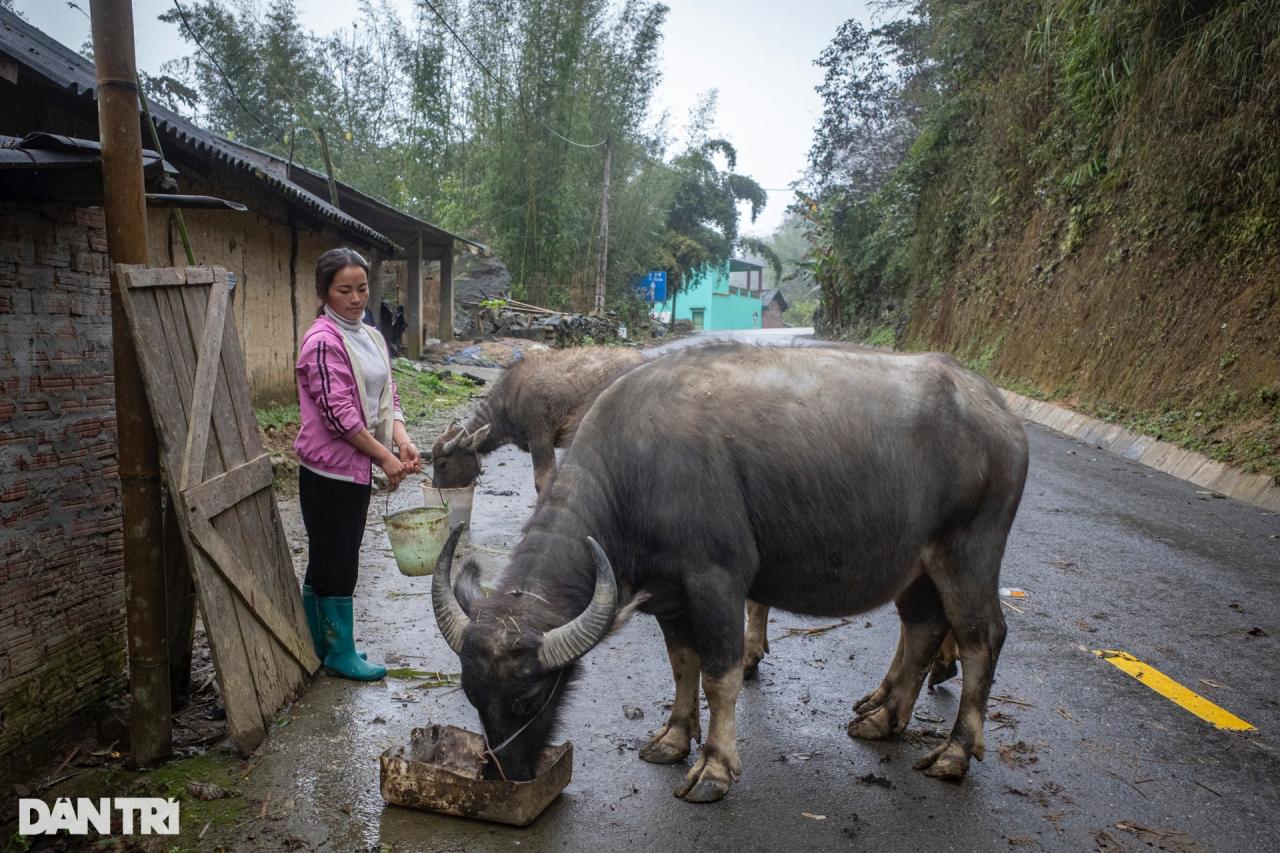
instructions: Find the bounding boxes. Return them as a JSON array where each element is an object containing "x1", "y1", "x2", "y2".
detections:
[{"x1": 232, "y1": 331, "x2": 1280, "y2": 852}]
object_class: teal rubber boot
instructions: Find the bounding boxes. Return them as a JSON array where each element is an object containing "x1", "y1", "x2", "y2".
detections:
[
  {"x1": 317, "y1": 596, "x2": 386, "y2": 681},
  {"x1": 302, "y1": 585, "x2": 365, "y2": 660}
]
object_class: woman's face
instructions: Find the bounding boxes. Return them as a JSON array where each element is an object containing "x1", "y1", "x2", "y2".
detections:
[{"x1": 327, "y1": 265, "x2": 369, "y2": 322}]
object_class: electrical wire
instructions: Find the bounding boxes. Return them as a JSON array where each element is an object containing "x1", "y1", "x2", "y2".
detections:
[
  {"x1": 169, "y1": 0, "x2": 288, "y2": 146},
  {"x1": 418, "y1": 0, "x2": 607, "y2": 150}
]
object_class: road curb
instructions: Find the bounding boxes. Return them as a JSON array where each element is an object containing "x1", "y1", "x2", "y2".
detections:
[{"x1": 1001, "y1": 390, "x2": 1280, "y2": 513}]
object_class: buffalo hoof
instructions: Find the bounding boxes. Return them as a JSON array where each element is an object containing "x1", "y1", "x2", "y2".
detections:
[
  {"x1": 679, "y1": 776, "x2": 731, "y2": 803},
  {"x1": 913, "y1": 740, "x2": 970, "y2": 781},
  {"x1": 853, "y1": 686, "x2": 887, "y2": 716},
  {"x1": 846, "y1": 706, "x2": 896, "y2": 740},
  {"x1": 675, "y1": 752, "x2": 740, "y2": 803},
  {"x1": 927, "y1": 657, "x2": 958, "y2": 688},
  {"x1": 640, "y1": 738, "x2": 691, "y2": 765},
  {"x1": 741, "y1": 655, "x2": 763, "y2": 681}
]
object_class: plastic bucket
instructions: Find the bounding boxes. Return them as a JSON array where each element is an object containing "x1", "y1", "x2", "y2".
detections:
[
  {"x1": 422, "y1": 483, "x2": 475, "y2": 531},
  {"x1": 384, "y1": 505, "x2": 451, "y2": 577}
]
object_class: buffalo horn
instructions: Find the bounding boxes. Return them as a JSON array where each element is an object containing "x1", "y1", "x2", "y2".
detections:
[
  {"x1": 461, "y1": 423, "x2": 491, "y2": 451},
  {"x1": 440, "y1": 428, "x2": 465, "y2": 456},
  {"x1": 431, "y1": 523, "x2": 472, "y2": 653},
  {"x1": 537, "y1": 537, "x2": 618, "y2": 670}
]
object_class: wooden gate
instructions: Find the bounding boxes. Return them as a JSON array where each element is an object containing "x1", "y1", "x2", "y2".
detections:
[{"x1": 116, "y1": 264, "x2": 319, "y2": 754}]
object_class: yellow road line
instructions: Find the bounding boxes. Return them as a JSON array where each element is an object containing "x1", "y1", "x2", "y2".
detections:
[{"x1": 1093, "y1": 650, "x2": 1256, "y2": 731}]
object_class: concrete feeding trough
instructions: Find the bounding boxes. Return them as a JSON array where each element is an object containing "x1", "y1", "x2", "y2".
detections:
[{"x1": 379, "y1": 725, "x2": 572, "y2": 826}]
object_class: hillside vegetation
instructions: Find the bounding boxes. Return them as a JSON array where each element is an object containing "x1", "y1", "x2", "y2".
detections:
[{"x1": 804, "y1": 0, "x2": 1280, "y2": 478}]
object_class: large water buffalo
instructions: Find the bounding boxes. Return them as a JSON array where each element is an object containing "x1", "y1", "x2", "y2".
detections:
[
  {"x1": 432, "y1": 343, "x2": 1027, "y2": 802},
  {"x1": 429, "y1": 346, "x2": 646, "y2": 494},
  {"x1": 429, "y1": 343, "x2": 796, "y2": 680}
]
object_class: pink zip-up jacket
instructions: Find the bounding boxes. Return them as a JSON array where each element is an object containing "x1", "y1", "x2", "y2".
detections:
[{"x1": 293, "y1": 315, "x2": 401, "y2": 485}]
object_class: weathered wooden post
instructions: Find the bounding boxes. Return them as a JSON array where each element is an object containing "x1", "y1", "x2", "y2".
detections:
[
  {"x1": 439, "y1": 245, "x2": 454, "y2": 342},
  {"x1": 406, "y1": 233, "x2": 424, "y2": 358},
  {"x1": 90, "y1": 0, "x2": 172, "y2": 765}
]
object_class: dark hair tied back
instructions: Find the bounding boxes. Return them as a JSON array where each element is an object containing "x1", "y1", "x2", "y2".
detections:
[{"x1": 314, "y1": 248, "x2": 370, "y2": 316}]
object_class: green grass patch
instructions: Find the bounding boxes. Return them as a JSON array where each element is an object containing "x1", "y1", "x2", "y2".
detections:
[
  {"x1": 255, "y1": 403, "x2": 300, "y2": 431},
  {"x1": 392, "y1": 360, "x2": 478, "y2": 423},
  {"x1": 384, "y1": 669, "x2": 461, "y2": 688},
  {"x1": 28, "y1": 748, "x2": 251, "y2": 849},
  {"x1": 253, "y1": 364, "x2": 476, "y2": 432}
]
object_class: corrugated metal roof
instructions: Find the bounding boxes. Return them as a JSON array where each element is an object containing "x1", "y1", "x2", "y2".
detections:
[
  {"x1": 0, "y1": 8, "x2": 483, "y2": 257},
  {"x1": 0, "y1": 132, "x2": 176, "y2": 172}
]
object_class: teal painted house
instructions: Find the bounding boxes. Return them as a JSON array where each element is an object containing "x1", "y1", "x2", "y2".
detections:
[{"x1": 657, "y1": 258, "x2": 767, "y2": 331}]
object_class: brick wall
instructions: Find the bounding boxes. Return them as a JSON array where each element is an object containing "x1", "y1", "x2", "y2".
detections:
[{"x1": 0, "y1": 203, "x2": 126, "y2": 780}]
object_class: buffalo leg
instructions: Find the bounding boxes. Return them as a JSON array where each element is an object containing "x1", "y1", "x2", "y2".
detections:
[
  {"x1": 640, "y1": 634, "x2": 702, "y2": 765},
  {"x1": 741, "y1": 600, "x2": 770, "y2": 679},
  {"x1": 530, "y1": 436, "x2": 556, "y2": 494},
  {"x1": 848, "y1": 574, "x2": 949, "y2": 740},
  {"x1": 674, "y1": 582, "x2": 746, "y2": 803},
  {"x1": 675, "y1": 668, "x2": 743, "y2": 803},
  {"x1": 915, "y1": 526, "x2": 1012, "y2": 780},
  {"x1": 853, "y1": 624, "x2": 905, "y2": 716},
  {"x1": 928, "y1": 633, "x2": 960, "y2": 687}
]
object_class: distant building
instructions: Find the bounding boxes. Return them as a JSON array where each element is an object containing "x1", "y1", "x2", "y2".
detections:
[
  {"x1": 658, "y1": 258, "x2": 766, "y2": 331},
  {"x1": 759, "y1": 289, "x2": 789, "y2": 328}
]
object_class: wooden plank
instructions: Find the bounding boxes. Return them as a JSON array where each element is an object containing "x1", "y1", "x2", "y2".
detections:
[
  {"x1": 157, "y1": 282, "x2": 268, "y2": 749},
  {"x1": 180, "y1": 278, "x2": 229, "y2": 490},
  {"x1": 186, "y1": 515, "x2": 318, "y2": 671},
  {"x1": 184, "y1": 266, "x2": 217, "y2": 285},
  {"x1": 118, "y1": 264, "x2": 185, "y2": 289},
  {"x1": 216, "y1": 306, "x2": 311, "y2": 644},
  {"x1": 121, "y1": 267, "x2": 316, "y2": 754},
  {"x1": 207, "y1": 296, "x2": 305, "y2": 705},
  {"x1": 177, "y1": 280, "x2": 288, "y2": 732},
  {"x1": 182, "y1": 453, "x2": 273, "y2": 521},
  {"x1": 216, "y1": 362, "x2": 312, "y2": 696},
  {"x1": 121, "y1": 281, "x2": 263, "y2": 751},
  {"x1": 117, "y1": 284, "x2": 187, "y2": 454},
  {"x1": 116, "y1": 264, "x2": 221, "y2": 289}
]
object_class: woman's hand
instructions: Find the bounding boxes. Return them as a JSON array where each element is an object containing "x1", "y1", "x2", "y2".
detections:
[
  {"x1": 398, "y1": 441, "x2": 421, "y2": 474},
  {"x1": 379, "y1": 450, "x2": 408, "y2": 488},
  {"x1": 392, "y1": 421, "x2": 421, "y2": 475}
]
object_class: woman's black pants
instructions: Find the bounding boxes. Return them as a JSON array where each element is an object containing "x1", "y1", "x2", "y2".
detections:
[{"x1": 299, "y1": 466, "x2": 372, "y2": 597}]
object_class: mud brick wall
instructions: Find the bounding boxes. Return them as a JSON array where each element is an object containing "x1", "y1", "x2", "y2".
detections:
[{"x1": 0, "y1": 203, "x2": 126, "y2": 782}]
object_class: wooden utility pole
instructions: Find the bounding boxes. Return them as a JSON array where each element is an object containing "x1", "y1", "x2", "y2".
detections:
[
  {"x1": 91, "y1": 0, "x2": 172, "y2": 766},
  {"x1": 593, "y1": 135, "x2": 612, "y2": 314}
]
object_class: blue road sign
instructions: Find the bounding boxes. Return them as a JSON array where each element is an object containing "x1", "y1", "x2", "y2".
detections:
[{"x1": 634, "y1": 270, "x2": 667, "y2": 302}]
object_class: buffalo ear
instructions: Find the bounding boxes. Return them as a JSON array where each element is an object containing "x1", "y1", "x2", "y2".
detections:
[{"x1": 455, "y1": 559, "x2": 485, "y2": 615}]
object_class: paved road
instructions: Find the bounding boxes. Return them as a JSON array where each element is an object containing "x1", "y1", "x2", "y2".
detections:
[{"x1": 240, "y1": 333, "x2": 1280, "y2": 852}]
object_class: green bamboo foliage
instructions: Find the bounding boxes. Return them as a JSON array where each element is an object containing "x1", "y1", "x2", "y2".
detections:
[{"x1": 162, "y1": 0, "x2": 766, "y2": 312}]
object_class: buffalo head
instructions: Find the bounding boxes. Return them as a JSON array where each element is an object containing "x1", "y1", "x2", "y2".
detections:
[
  {"x1": 432, "y1": 524, "x2": 617, "y2": 780},
  {"x1": 428, "y1": 423, "x2": 491, "y2": 488}
]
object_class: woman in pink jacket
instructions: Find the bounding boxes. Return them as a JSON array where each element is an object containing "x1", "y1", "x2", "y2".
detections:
[{"x1": 294, "y1": 248, "x2": 421, "y2": 681}]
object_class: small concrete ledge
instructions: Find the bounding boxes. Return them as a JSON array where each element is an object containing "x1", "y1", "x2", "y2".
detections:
[{"x1": 1001, "y1": 390, "x2": 1280, "y2": 513}]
